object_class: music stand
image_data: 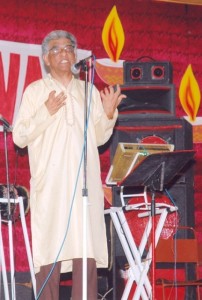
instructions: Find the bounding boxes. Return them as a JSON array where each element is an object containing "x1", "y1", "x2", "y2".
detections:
[
  {"x1": 117, "y1": 150, "x2": 195, "y2": 300},
  {"x1": 118, "y1": 150, "x2": 195, "y2": 189}
]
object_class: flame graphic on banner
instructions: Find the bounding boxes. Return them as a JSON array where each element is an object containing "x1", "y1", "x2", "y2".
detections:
[
  {"x1": 101, "y1": 5, "x2": 125, "y2": 62},
  {"x1": 179, "y1": 64, "x2": 201, "y2": 122}
]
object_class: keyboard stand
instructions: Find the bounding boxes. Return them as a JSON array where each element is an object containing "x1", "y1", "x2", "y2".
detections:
[
  {"x1": 105, "y1": 150, "x2": 195, "y2": 299},
  {"x1": 105, "y1": 188, "x2": 178, "y2": 299}
]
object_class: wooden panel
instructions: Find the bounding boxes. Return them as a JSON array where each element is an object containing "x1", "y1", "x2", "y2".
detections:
[{"x1": 156, "y1": 238, "x2": 199, "y2": 263}]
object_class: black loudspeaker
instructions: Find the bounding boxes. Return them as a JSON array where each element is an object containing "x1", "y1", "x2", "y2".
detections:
[
  {"x1": 110, "y1": 116, "x2": 193, "y2": 169},
  {"x1": 118, "y1": 84, "x2": 175, "y2": 117},
  {"x1": 123, "y1": 60, "x2": 173, "y2": 85},
  {"x1": 109, "y1": 116, "x2": 195, "y2": 299},
  {"x1": 110, "y1": 116, "x2": 194, "y2": 195}
]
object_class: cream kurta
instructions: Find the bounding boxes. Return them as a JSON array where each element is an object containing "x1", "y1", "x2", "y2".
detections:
[{"x1": 13, "y1": 75, "x2": 118, "y2": 273}]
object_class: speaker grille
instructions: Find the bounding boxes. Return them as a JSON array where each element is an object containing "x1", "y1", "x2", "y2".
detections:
[
  {"x1": 119, "y1": 84, "x2": 175, "y2": 117},
  {"x1": 123, "y1": 61, "x2": 173, "y2": 85}
]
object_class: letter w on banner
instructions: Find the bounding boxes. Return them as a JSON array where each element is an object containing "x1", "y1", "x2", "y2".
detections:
[{"x1": 0, "y1": 40, "x2": 92, "y2": 131}]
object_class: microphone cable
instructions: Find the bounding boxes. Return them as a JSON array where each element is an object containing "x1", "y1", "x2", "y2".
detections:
[{"x1": 36, "y1": 56, "x2": 96, "y2": 300}]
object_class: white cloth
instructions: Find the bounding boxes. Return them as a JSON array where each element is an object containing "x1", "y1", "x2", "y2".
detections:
[{"x1": 13, "y1": 75, "x2": 118, "y2": 273}]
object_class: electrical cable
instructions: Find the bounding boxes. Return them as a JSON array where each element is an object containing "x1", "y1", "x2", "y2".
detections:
[
  {"x1": 36, "y1": 56, "x2": 95, "y2": 299},
  {"x1": 164, "y1": 188, "x2": 179, "y2": 299}
]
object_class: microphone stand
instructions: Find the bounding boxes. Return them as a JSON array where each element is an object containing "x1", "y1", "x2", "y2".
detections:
[
  {"x1": 81, "y1": 60, "x2": 89, "y2": 300},
  {"x1": 1, "y1": 117, "x2": 36, "y2": 299},
  {"x1": 2, "y1": 122, "x2": 16, "y2": 299}
]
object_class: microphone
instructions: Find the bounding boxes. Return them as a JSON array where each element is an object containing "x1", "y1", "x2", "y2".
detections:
[
  {"x1": 0, "y1": 114, "x2": 12, "y2": 131},
  {"x1": 71, "y1": 55, "x2": 93, "y2": 75}
]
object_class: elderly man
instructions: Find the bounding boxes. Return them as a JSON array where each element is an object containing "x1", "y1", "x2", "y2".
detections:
[{"x1": 13, "y1": 30, "x2": 125, "y2": 300}]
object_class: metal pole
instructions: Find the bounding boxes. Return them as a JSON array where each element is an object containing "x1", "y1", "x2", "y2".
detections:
[
  {"x1": 82, "y1": 61, "x2": 89, "y2": 300},
  {"x1": 3, "y1": 126, "x2": 16, "y2": 299}
]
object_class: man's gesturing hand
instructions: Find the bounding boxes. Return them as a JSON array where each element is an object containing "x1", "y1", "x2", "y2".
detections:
[
  {"x1": 45, "y1": 91, "x2": 67, "y2": 115},
  {"x1": 100, "y1": 85, "x2": 126, "y2": 119}
]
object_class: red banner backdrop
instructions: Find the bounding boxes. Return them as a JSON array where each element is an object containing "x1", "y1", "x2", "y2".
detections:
[{"x1": 0, "y1": 1, "x2": 202, "y2": 297}]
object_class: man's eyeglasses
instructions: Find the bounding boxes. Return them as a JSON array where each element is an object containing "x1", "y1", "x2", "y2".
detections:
[{"x1": 48, "y1": 45, "x2": 75, "y2": 55}]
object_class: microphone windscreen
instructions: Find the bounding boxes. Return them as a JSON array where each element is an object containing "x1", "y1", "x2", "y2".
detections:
[{"x1": 71, "y1": 64, "x2": 80, "y2": 75}]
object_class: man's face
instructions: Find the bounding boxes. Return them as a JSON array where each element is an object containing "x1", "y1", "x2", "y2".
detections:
[{"x1": 43, "y1": 37, "x2": 76, "y2": 75}]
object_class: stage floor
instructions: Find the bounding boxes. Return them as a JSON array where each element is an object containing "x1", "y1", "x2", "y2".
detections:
[
  {"x1": 0, "y1": 271, "x2": 113, "y2": 300},
  {"x1": 0, "y1": 272, "x2": 71, "y2": 300}
]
